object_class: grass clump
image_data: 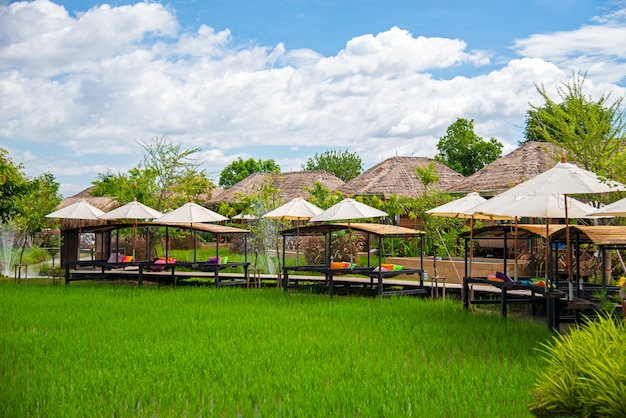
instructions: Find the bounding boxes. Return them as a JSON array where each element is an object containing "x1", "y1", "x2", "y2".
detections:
[
  {"x1": 0, "y1": 282, "x2": 552, "y2": 416},
  {"x1": 528, "y1": 314, "x2": 626, "y2": 417}
]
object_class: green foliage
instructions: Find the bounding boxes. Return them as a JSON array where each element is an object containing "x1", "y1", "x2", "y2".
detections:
[
  {"x1": 414, "y1": 161, "x2": 440, "y2": 189},
  {"x1": 0, "y1": 148, "x2": 29, "y2": 223},
  {"x1": 92, "y1": 136, "x2": 215, "y2": 211},
  {"x1": 15, "y1": 173, "x2": 61, "y2": 263},
  {"x1": 301, "y1": 149, "x2": 363, "y2": 182},
  {"x1": 523, "y1": 72, "x2": 626, "y2": 185},
  {"x1": 528, "y1": 314, "x2": 626, "y2": 417},
  {"x1": 0, "y1": 283, "x2": 552, "y2": 417},
  {"x1": 435, "y1": 118, "x2": 503, "y2": 176},
  {"x1": 303, "y1": 181, "x2": 345, "y2": 210},
  {"x1": 218, "y1": 157, "x2": 280, "y2": 189}
]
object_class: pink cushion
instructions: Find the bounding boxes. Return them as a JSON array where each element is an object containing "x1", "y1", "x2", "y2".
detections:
[{"x1": 107, "y1": 253, "x2": 123, "y2": 263}]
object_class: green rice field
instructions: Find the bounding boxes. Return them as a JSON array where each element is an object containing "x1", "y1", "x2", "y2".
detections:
[{"x1": 0, "y1": 281, "x2": 552, "y2": 417}]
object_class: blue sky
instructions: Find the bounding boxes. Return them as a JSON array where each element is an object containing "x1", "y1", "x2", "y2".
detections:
[{"x1": 2, "y1": 0, "x2": 626, "y2": 197}]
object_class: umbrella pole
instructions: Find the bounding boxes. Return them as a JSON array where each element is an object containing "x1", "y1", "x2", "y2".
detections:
[
  {"x1": 565, "y1": 195, "x2": 573, "y2": 301},
  {"x1": 193, "y1": 227, "x2": 197, "y2": 263},
  {"x1": 468, "y1": 217, "x2": 474, "y2": 278},
  {"x1": 545, "y1": 219, "x2": 550, "y2": 292},
  {"x1": 514, "y1": 217, "x2": 519, "y2": 281}
]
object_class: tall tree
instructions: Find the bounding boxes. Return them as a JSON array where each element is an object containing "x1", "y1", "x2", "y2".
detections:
[
  {"x1": 15, "y1": 173, "x2": 61, "y2": 263},
  {"x1": 0, "y1": 148, "x2": 29, "y2": 223},
  {"x1": 301, "y1": 149, "x2": 363, "y2": 182},
  {"x1": 522, "y1": 73, "x2": 626, "y2": 183},
  {"x1": 138, "y1": 135, "x2": 209, "y2": 210},
  {"x1": 218, "y1": 157, "x2": 280, "y2": 189},
  {"x1": 435, "y1": 118, "x2": 503, "y2": 177},
  {"x1": 92, "y1": 136, "x2": 215, "y2": 211}
]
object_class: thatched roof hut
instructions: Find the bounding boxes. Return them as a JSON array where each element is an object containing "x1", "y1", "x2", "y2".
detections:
[
  {"x1": 208, "y1": 170, "x2": 345, "y2": 204},
  {"x1": 447, "y1": 142, "x2": 562, "y2": 195},
  {"x1": 338, "y1": 156, "x2": 464, "y2": 199}
]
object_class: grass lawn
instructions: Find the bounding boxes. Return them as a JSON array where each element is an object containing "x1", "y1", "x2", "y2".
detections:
[{"x1": 0, "y1": 280, "x2": 552, "y2": 416}]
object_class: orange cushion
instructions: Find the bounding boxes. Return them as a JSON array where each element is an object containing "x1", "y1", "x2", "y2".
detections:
[{"x1": 330, "y1": 261, "x2": 349, "y2": 269}]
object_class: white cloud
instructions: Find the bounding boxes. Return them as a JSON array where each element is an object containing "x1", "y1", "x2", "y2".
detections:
[
  {"x1": 1, "y1": 1, "x2": 625, "y2": 197},
  {"x1": 512, "y1": 3, "x2": 626, "y2": 84}
]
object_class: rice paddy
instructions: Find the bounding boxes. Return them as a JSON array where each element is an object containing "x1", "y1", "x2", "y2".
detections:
[{"x1": 0, "y1": 281, "x2": 552, "y2": 416}]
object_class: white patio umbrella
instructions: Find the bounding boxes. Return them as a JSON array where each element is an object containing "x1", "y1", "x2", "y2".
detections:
[
  {"x1": 263, "y1": 196, "x2": 323, "y2": 221},
  {"x1": 492, "y1": 157, "x2": 625, "y2": 299},
  {"x1": 46, "y1": 199, "x2": 105, "y2": 262},
  {"x1": 263, "y1": 197, "x2": 323, "y2": 266},
  {"x1": 426, "y1": 191, "x2": 487, "y2": 218},
  {"x1": 310, "y1": 197, "x2": 388, "y2": 266},
  {"x1": 589, "y1": 196, "x2": 626, "y2": 217},
  {"x1": 46, "y1": 199, "x2": 105, "y2": 221},
  {"x1": 99, "y1": 198, "x2": 164, "y2": 260},
  {"x1": 231, "y1": 213, "x2": 256, "y2": 220},
  {"x1": 156, "y1": 202, "x2": 228, "y2": 224},
  {"x1": 99, "y1": 198, "x2": 163, "y2": 220},
  {"x1": 155, "y1": 202, "x2": 228, "y2": 261},
  {"x1": 470, "y1": 193, "x2": 598, "y2": 281},
  {"x1": 310, "y1": 198, "x2": 388, "y2": 222},
  {"x1": 427, "y1": 191, "x2": 512, "y2": 279}
]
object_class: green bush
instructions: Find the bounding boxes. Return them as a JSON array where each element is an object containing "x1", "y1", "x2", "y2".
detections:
[{"x1": 528, "y1": 314, "x2": 626, "y2": 417}]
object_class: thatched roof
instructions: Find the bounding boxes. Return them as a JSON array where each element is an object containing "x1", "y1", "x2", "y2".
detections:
[
  {"x1": 551, "y1": 225, "x2": 626, "y2": 246},
  {"x1": 338, "y1": 156, "x2": 464, "y2": 199},
  {"x1": 448, "y1": 142, "x2": 562, "y2": 195},
  {"x1": 60, "y1": 187, "x2": 119, "y2": 211},
  {"x1": 208, "y1": 170, "x2": 345, "y2": 204}
]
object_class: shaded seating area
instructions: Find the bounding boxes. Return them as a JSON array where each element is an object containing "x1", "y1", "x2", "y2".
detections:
[
  {"x1": 548, "y1": 225, "x2": 626, "y2": 325},
  {"x1": 63, "y1": 221, "x2": 251, "y2": 287},
  {"x1": 459, "y1": 224, "x2": 568, "y2": 330},
  {"x1": 280, "y1": 223, "x2": 427, "y2": 297},
  {"x1": 460, "y1": 224, "x2": 626, "y2": 331}
]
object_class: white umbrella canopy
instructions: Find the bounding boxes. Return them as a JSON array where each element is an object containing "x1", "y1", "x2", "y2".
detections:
[
  {"x1": 99, "y1": 198, "x2": 163, "y2": 220},
  {"x1": 426, "y1": 191, "x2": 487, "y2": 218},
  {"x1": 155, "y1": 202, "x2": 228, "y2": 224},
  {"x1": 470, "y1": 193, "x2": 598, "y2": 220},
  {"x1": 484, "y1": 158, "x2": 625, "y2": 298},
  {"x1": 310, "y1": 198, "x2": 388, "y2": 222},
  {"x1": 263, "y1": 197, "x2": 323, "y2": 220},
  {"x1": 502, "y1": 157, "x2": 625, "y2": 196},
  {"x1": 45, "y1": 199, "x2": 105, "y2": 220},
  {"x1": 589, "y1": 196, "x2": 626, "y2": 217},
  {"x1": 263, "y1": 197, "x2": 323, "y2": 267},
  {"x1": 154, "y1": 202, "x2": 228, "y2": 262},
  {"x1": 46, "y1": 199, "x2": 106, "y2": 263},
  {"x1": 232, "y1": 213, "x2": 256, "y2": 220}
]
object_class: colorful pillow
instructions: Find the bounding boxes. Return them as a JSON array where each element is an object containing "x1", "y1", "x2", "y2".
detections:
[
  {"x1": 207, "y1": 256, "x2": 228, "y2": 264},
  {"x1": 330, "y1": 261, "x2": 350, "y2": 269},
  {"x1": 496, "y1": 271, "x2": 513, "y2": 283},
  {"x1": 151, "y1": 257, "x2": 176, "y2": 271},
  {"x1": 107, "y1": 253, "x2": 124, "y2": 263},
  {"x1": 392, "y1": 264, "x2": 404, "y2": 271},
  {"x1": 121, "y1": 255, "x2": 133, "y2": 263}
]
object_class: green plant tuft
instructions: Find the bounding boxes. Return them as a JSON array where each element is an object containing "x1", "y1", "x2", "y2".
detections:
[{"x1": 528, "y1": 313, "x2": 626, "y2": 417}]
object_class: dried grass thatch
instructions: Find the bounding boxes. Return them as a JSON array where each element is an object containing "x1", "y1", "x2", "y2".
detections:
[
  {"x1": 338, "y1": 156, "x2": 463, "y2": 199},
  {"x1": 208, "y1": 170, "x2": 345, "y2": 204},
  {"x1": 447, "y1": 142, "x2": 562, "y2": 195}
]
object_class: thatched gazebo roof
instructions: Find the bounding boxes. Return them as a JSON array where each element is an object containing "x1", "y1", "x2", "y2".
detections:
[
  {"x1": 447, "y1": 142, "x2": 562, "y2": 195},
  {"x1": 338, "y1": 156, "x2": 464, "y2": 199},
  {"x1": 208, "y1": 170, "x2": 345, "y2": 204}
]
